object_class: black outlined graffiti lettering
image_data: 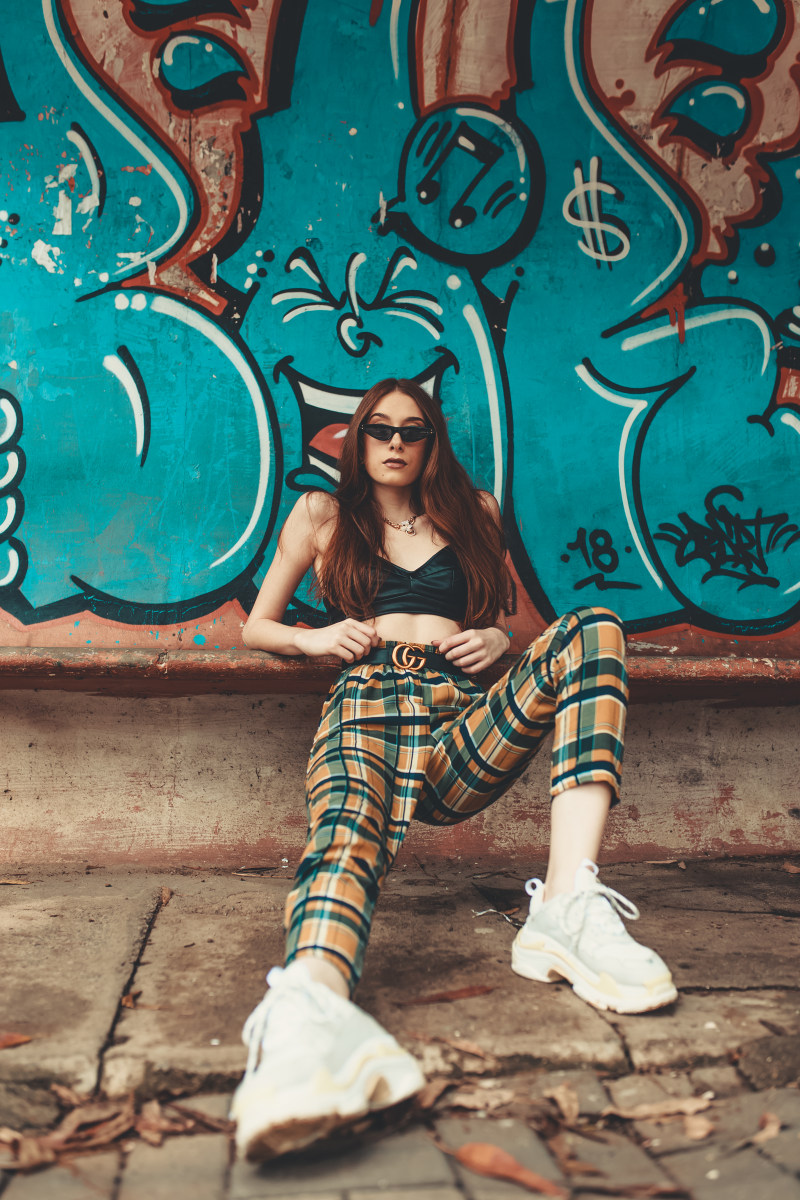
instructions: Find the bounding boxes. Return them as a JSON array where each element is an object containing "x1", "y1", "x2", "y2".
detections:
[{"x1": 655, "y1": 485, "x2": 800, "y2": 590}]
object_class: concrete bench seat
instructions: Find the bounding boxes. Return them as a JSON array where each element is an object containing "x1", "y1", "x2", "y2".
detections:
[
  {"x1": 2, "y1": 644, "x2": 798, "y2": 868},
  {"x1": 0, "y1": 644, "x2": 799, "y2": 701}
]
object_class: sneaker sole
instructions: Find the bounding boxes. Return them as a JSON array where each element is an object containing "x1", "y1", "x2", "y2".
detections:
[
  {"x1": 511, "y1": 934, "x2": 678, "y2": 1015},
  {"x1": 232, "y1": 1039, "x2": 425, "y2": 1161}
]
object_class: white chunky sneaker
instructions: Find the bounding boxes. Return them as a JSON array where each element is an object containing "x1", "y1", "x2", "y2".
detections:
[
  {"x1": 231, "y1": 961, "x2": 425, "y2": 1161},
  {"x1": 511, "y1": 859, "x2": 677, "y2": 1014}
]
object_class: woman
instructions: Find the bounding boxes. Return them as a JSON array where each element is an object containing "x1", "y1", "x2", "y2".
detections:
[{"x1": 232, "y1": 378, "x2": 676, "y2": 1161}]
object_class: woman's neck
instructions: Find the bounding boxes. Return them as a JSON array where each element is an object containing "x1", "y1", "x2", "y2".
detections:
[{"x1": 371, "y1": 482, "x2": 416, "y2": 521}]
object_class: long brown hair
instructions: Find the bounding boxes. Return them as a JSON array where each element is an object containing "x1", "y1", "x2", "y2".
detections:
[{"x1": 316, "y1": 378, "x2": 511, "y2": 627}]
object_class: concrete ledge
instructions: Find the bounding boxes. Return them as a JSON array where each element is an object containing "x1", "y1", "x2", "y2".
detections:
[{"x1": 0, "y1": 645, "x2": 799, "y2": 700}]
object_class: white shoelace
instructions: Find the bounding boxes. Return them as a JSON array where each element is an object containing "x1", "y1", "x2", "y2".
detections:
[
  {"x1": 242, "y1": 965, "x2": 338, "y2": 1076},
  {"x1": 524, "y1": 859, "x2": 640, "y2": 940}
]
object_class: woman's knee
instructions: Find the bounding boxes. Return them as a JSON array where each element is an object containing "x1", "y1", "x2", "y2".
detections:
[
  {"x1": 559, "y1": 606, "x2": 626, "y2": 653},
  {"x1": 523, "y1": 606, "x2": 625, "y2": 662}
]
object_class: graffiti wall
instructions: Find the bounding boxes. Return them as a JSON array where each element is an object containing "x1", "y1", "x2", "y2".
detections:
[{"x1": 2, "y1": 0, "x2": 800, "y2": 656}]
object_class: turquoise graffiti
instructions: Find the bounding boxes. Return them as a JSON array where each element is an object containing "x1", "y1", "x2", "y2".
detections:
[{"x1": 0, "y1": 0, "x2": 799, "y2": 636}]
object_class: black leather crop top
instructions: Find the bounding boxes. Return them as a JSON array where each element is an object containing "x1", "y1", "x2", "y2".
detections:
[{"x1": 323, "y1": 546, "x2": 468, "y2": 624}]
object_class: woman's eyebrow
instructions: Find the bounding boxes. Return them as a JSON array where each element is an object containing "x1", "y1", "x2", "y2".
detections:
[{"x1": 367, "y1": 411, "x2": 425, "y2": 423}]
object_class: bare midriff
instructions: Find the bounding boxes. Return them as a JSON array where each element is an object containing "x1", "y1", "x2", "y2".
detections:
[{"x1": 371, "y1": 612, "x2": 462, "y2": 645}]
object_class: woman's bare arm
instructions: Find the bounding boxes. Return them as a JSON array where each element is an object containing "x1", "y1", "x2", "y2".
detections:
[
  {"x1": 243, "y1": 493, "x2": 379, "y2": 660},
  {"x1": 434, "y1": 491, "x2": 511, "y2": 672}
]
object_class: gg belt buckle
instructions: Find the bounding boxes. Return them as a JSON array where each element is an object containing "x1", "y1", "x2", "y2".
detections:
[{"x1": 391, "y1": 642, "x2": 427, "y2": 670}]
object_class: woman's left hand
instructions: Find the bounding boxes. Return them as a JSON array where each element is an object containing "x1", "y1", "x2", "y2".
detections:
[{"x1": 432, "y1": 627, "x2": 510, "y2": 674}]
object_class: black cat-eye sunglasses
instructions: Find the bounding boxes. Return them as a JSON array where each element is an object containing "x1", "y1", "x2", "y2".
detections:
[{"x1": 359, "y1": 423, "x2": 435, "y2": 443}]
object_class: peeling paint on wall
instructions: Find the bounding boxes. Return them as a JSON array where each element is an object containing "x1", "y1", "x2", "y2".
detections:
[{"x1": 1, "y1": 0, "x2": 799, "y2": 652}]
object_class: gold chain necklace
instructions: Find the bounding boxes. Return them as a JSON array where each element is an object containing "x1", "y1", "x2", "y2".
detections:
[{"x1": 382, "y1": 513, "x2": 417, "y2": 536}]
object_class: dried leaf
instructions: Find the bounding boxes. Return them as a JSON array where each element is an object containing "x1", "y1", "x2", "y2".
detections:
[
  {"x1": 0, "y1": 1032, "x2": 32, "y2": 1049},
  {"x1": 159, "y1": 886, "x2": 173, "y2": 905},
  {"x1": 438, "y1": 1139, "x2": 569, "y2": 1197},
  {"x1": 133, "y1": 1099, "x2": 194, "y2": 1146},
  {"x1": 677, "y1": 861, "x2": 686, "y2": 870},
  {"x1": 0, "y1": 878, "x2": 30, "y2": 886},
  {"x1": 396, "y1": 984, "x2": 495, "y2": 1006},
  {"x1": 165, "y1": 1102, "x2": 235, "y2": 1134},
  {"x1": 683, "y1": 1113, "x2": 714, "y2": 1140},
  {"x1": 782, "y1": 861, "x2": 800, "y2": 874},
  {"x1": 604, "y1": 1095, "x2": 711, "y2": 1121},
  {"x1": 546, "y1": 1132, "x2": 603, "y2": 1177},
  {"x1": 543, "y1": 1082, "x2": 581, "y2": 1125},
  {"x1": 120, "y1": 992, "x2": 141, "y2": 1010},
  {"x1": 50, "y1": 1084, "x2": 90, "y2": 1107},
  {"x1": 49, "y1": 1098, "x2": 135, "y2": 1147},
  {"x1": 751, "y1": 1111, "x2": 781, "y2": 1145},
  {"x1": 12, "y1": 1135, "x2": 58, "y2": 1170},
  {"x1": 438, "y1": 1036, "x2": 495, "y2": 1061}
]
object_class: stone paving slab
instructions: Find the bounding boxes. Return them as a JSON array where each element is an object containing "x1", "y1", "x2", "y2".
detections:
[
  {"x1": 528, "y1": 1068, "x2": 611, "y2": 1116},
  {"x1": 230, "y1": 1128, "x2": 454, "y2": 1199},
  {"x1": 433, "y1": 1116, "x2": 563, "y2": 1200},
  {"x1": 358, "y1": 878, "x2": 627, "y2": 1074},
  {"x1": 610, "y1": 989, "x2": 800, "y2": 1071},
  {"x1": 2, "y1": 859, "x2": 800, "y2": 1199},
  {"x1": 118, "y1": 1134, "x2": 230, "y2": 1200},
  {"x1": 349, "y1": 1190, "x2": 463, "y2": 1200},
  {"x1": 558, "y1": 1127, "x2": 672, "y2": 1189},
  {"x1": 2, "y1": 1152, "x2": 119, "y2": 1199},
  {"x1": 101, "y1": 875, "x2": 286, "y2": 1097},
  {"x1": 0, "y1": 875, "x2": 162, "y2": 1093},
  {"x1": 665, "y1": 1144, "x2": 800, "y2": 1200}
]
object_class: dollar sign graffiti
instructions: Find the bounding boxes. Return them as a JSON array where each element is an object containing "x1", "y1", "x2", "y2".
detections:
[{"x1": 562, "y1": 156, "x2": 630, "y2": 264}]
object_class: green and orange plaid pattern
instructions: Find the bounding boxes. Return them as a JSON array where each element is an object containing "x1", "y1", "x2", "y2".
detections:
[{"x1": 285, "y1": 606, "x2": 628, "y2": 991}]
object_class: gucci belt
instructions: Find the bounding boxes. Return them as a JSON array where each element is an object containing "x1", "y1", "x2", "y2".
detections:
[{"x1": 359, "y1": 643, "x2": 467, "y2": 676}]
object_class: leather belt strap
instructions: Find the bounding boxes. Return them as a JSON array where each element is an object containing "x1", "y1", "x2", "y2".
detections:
[{"x1": 359, "y1": 643, "x2": 467, "y2": 677}]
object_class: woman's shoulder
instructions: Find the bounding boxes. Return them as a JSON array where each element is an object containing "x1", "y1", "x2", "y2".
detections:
[
  {"x1": 280, "y1": 490, "x2": 338, "y2": 554},
  {"x1": 301, "y1": 489, "x2": 339, "y2": 524},
  {"x1": 476, "y1": 489, "x2": 501, "y2": 521}
]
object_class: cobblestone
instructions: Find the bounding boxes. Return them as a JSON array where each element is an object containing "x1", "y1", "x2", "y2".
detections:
[{"x1": 230, "y1": 1129, "x2": 453, "y2": 1200}]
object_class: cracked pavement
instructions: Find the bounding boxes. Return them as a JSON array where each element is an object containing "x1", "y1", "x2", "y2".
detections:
[{"x1": 1, "y1": 857, "x2": 799, "y2": 1198}]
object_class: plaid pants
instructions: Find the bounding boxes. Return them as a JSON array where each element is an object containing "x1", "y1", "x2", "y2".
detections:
[{"x1": 285, "y1": 606, "x2": 627, "y2": 991}]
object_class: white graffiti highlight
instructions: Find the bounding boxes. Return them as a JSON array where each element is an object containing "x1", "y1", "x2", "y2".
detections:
[
  {"x1": 0, "y1": 545, "x2": 20, "y2": 588},
  {"x1": 701, "y1": 84, "x2": 747, "y2": 108},
  {"x1": 390, "y1": 0, "x2": 404, "y2": 79},
  {"x1": 161, "y1": 35, "x2": 201, "y2": 66},
  {"x1": 345, "y1": 252, "x2": 367, "y2": 320},
  {"x1": 563, "y1": 157, "x2": 630, "y2": 263},
  {"x1": 151, "y1": 296, "x2": 270, "y2": 570},
  {"x1": 0, "y1": 496, "x2": 16, "y2": 536},
  {"x1": 564, "y1": 0, "x2": 689, "y2": 305},
  {"x1": 31, "y1": 239, "x2": 61, "y2": 273},
  {"x1": 463, "y1": 303, "x2": 503, "y2": 502},
  {"x1": 42, "y1": 0, "x2": 189, "y2": 273},
  {"x1": 0, "y1": 452, "x2": 20, "y2": 490},
  {"x1": 103, "y1": 353, "x2": 145, "y2": 460},
  {"x1": 67, "y1": 129, "x2": 101, "y2": 215},
  {"x1": 0, "y1": 397, "x2": 19, "y2": 446},
  {"x1": 389, "y1": 253, "x2": 417, "y2": 282},
  {"x1": 780, "y1": 410, "x2": 800, "y2": 438},
  {"x1": 621, "y1": 307, "x2": 773, "y2": 375},
  {"x1": 574, "y1": 362, "x2": 664, "y2": 590},
  {"x1": 380, "y1": 307, "x2": 441, "y2": 338},
  {"x1": 457, "y1": 106, "x2": 527, "y2": 173},
  {"x1": 52, "y1": 189, "x2": 72, "y2": 236}
]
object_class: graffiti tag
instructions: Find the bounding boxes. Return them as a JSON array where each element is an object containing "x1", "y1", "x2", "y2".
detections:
[{"x1": 655, "y1": 485, "x2": 800, "y2": 590}]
